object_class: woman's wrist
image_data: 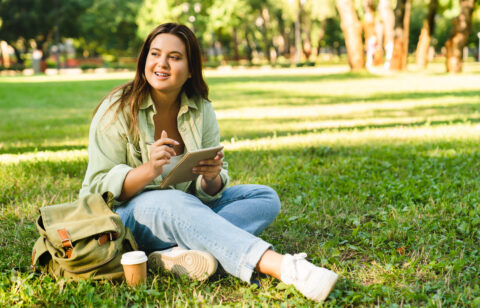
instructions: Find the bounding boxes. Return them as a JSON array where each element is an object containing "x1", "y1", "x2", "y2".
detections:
[
  {"x1": 201, "y1": 174, "x2": 222, "y2": 195},
  {"x1": 203, "y1": 173, "x2": 220, "y2": 183}
]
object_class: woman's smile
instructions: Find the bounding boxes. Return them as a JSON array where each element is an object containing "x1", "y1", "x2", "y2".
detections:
[
  {"x1": 154, "y1": 71, "x2": 170, "y2": 79},
  {"x1": 145, "y1": 33, "x2": 191, "y2": 97}
]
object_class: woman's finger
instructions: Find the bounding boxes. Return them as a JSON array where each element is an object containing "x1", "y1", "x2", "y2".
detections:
[
  {"x1": 198, "y1": 157, "x2": 223, "y2": 166},
  {"x1": 193, "y1": 165, "x2": 221, "y2": 174},
  {"x1": 152, "y1": 130, "x2": 180, "y2": 148},
  {"x1": 151, "y1": 145, "x2": 176, "y2": 157}
]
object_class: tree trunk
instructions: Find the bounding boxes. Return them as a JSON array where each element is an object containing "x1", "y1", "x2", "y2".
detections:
[
  {"x1": 402, "y1": 0, "x2": 411, "y2": 69},
  {"x1": 260, "y1": 6, "x2": 272, "y2": 63},
  {"x1": 244, "y1": 26, "x2": 255, "y2": 63},
  {"x1": 378, "y1": 0, "x2": 395, "y2": 68},
  {"x1": 300, "y1": 2, "x2": 312, "y2": 60},
  {"x1": 336, "y1": 0, "x2": 364, "y2": 71},
  {"x1": 373, "y1": 19, "x2": 385, "y2": 65},
  {"x1": 390, "y1": 0, "x2": 411, "y2": 71},
  {"x1": 445, "y1": 0, "x2": 475, "y2": 73},
  {"x1": 317, "y1": 19, "x2": 327, "y2": 56},
  {"x1": 232, "y1": 27, "x2": 240, "y2": 62},
  {"x1": 363, "y1": 0, "x2": 376, "y2": 41},
  {"x1": 415, "y1": 0, "x2": 438, "y2": 69},
  {"x1": 363, "y1": 0, "x2": 377, "y2": 69},
  {"x1": 277, "y1": 13, "x2": 288, "y2": 56},
  {"x1": 294, "y1": 4, "x2": 301, "y2": 63},
  {"x1": 1, "y1": 41, "x2": 11, "y2": 67}
]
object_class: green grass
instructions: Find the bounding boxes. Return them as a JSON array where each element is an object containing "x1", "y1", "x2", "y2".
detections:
[{"x1": 1, "y1": 64, "x2": 480, "y2": 306}]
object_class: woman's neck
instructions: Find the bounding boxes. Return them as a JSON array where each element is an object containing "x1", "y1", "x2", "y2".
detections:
[{"x1": 151, "y1": 89, "x2": 181, "y2": 113}]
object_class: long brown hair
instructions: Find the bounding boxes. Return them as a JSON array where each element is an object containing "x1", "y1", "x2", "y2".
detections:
[{"x1": 94, "y1": 23, "x2": 209, "y2": 141}]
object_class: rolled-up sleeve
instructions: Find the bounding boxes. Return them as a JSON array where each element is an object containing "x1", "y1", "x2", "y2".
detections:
[
  {"x1": 193, "y1": 101, "x2": 230, "y2": 202},
  {"x1": 79, "y1": 97, "x2": 132, "y2": 200}
]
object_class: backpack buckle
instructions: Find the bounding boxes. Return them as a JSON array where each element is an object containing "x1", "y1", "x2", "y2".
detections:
[
  {"x1": 57, "y1": 228, "x2": 73, "y2": 258},
  {"x1": 97, "y1": 232, "x2": 120, "y2": 246}
]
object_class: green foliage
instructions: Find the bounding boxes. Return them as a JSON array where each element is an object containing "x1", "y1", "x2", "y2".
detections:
[
  {"x1": 1, "y1": 0, "x2": 480, "y2": 66},
  {"x1": 410, "y1": 2, "x2": 428, "y2": 52},
  {"x1": 0, "y1": 0, "x2": 92, "y2": 54},
  {"x1": 78, "y1": 0, "x2": 143, "y2": 58},
  {"x1": 136, "y1": 0, "x2": 181, "y2": 39},
  {"x1": 1, "y1": 64, "x2": 480, "y2": 305},
  {"x1": 322, "y1": 17, "x2": 345, "y2": 52}
]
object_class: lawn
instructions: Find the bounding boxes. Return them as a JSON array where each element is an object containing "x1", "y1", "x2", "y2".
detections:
[{"x1": 1, "y1": 64, "x2": 479, "y2": 306}]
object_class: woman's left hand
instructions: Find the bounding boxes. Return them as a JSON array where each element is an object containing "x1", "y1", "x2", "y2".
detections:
[{"x1": 193, "y1": 151, "x2": 224, "y2": 182}]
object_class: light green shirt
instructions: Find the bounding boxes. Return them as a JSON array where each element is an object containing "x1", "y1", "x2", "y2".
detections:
[{"x1": 79, "y1": 90, "x2": 229, "y2": 205}]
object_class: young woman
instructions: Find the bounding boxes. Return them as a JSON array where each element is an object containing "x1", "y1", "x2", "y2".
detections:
[{"x1": 80, "y1": 23, "x2": 338, "y2": 302}]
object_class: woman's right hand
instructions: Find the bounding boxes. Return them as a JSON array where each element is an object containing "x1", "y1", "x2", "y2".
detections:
[{"x1": 147, "y1": 130, "x2": 179, "y2": 178}]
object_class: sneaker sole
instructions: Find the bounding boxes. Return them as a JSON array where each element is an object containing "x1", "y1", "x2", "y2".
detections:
[{"x1": 148, "y1": 250, "x2": 217, "y2": 281}]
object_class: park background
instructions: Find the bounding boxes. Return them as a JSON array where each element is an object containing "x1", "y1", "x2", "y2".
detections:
[
  {"x1": 1, "y1": 0, "x2": 480, "y2": 73},
  {"x1": 1, "y1": 0, "x2": 480, "y2": 306}
]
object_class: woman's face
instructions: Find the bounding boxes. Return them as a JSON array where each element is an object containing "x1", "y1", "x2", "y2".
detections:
[{"x1": 145, "y1": 33, "x2": 191, "y2": 98}]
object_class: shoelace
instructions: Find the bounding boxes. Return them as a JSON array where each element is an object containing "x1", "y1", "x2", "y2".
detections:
[{"x1": 283, "y1": 252, "x2": 308, "y2": 283}]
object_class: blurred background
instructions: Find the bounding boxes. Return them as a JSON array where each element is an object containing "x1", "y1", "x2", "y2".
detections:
[{"x1": 0, "y1": 0, "x2": 479, "y2": 74}]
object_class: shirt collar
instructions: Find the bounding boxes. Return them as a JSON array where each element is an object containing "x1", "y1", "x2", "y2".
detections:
[{"x1": 139, "y1": 91, "x2": 199, "y2": 112}]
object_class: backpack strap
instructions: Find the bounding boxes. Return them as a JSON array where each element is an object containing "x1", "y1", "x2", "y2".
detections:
[{"x1": 57, "y1": 228, "x2": 73, "y2": 258}]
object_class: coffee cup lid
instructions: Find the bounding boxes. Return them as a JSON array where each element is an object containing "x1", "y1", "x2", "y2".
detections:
[{"x1": 121, "y1": 251, "x2": 148, "y2": 265}]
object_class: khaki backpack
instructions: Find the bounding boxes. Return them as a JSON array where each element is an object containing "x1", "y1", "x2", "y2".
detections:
[{"x1": 32, "y1": 193, "x2": 137, "y2": 280}]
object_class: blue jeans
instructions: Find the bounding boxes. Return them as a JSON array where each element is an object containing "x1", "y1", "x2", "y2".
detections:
[{"x1": 114, "y1": 184, "x2": 281, "y2": 282}]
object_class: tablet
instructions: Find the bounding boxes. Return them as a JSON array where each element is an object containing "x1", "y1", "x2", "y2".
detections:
[{"x1": 160, "y1": 145, "x2": 224, "y2": 188}]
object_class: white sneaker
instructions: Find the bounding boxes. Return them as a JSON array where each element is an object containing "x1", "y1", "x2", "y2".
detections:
[
  {"x1": 281, "y1": 253, "x2": 338, "y2": 302},
  {"x1": 148, "y1": 247, "x2": 217, "y2": 281}
]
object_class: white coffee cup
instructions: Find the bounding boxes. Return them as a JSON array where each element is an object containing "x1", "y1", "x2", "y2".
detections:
[{"x1": 121, "y1": 251, "x2": 148, "y2": 287}]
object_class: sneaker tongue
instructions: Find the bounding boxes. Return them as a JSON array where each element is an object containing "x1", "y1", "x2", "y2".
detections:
[
  {"x1": 281, "y1": 253, "x2": 311, "y2": 285},
  {"x1": 293, "y1": 253, "x2": 307, "y2": 260},
  {"x1": 280, "y1": 254, "x2": 298, "y2": 284}
]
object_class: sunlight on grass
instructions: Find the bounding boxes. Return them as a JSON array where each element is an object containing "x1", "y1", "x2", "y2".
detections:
[
  {"x1": 212, "y1": 73, "x2": 480, "y2": 98},
  {"x1": 215, "y1": 96, "x2": 478, "y2": 119},
  {"x1": 0, "y1": 71, "x2": 134, "y2": 83},
  {"x1": 0, "y1": 149, "x2": 87, "y2": 165},
  {"x1": 2, "y1": 123, "x2": 478, "y2": 165},
  {"x1": 228, "y1": 114, "x2": 478, "y2": 133},
  {"x1": 224, "y1": 123, "x2": 480, "y2": 151}
]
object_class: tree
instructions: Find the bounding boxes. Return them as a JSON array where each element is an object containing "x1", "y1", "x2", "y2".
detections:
[
  {"x1": 415, "y1": 0, "x2": 438, "y2": 68},
  {"x1": 390, "y1": 0, "x2": 411, "y2": 71},
  {"x1": 79, "y1": 0, "x2": 142, "y2": 58},
  {"x1": 246, "y1": 0, "x2": 274, "y2": 63},
  {"x1": 308, "y1": 0, "x2": 337, "y2": 59},
  {"x1": 336, "y1": 0, "x2": 364, "y2": 71},
  {"x1": 137, "y1": 0, "x2": 213, "y2": 61},
  {"x1": 377, "y1": 0, "x2": 395, "y2": 68},
  {"x1": 0, "y1": 0, "x2": 92, "y2": 65},
  {"x1": 136, "y1": 0, "x2": 182, "y2": 39},
  {"x1": 208, "y1": 0, "x2": 252, "y2": 62},
  {"x1": 363, "y1": 0, "x2": 377, "y2": 68},
  {"x1": 445, "y1": 0, "x2": 476, "y2": 73}
]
